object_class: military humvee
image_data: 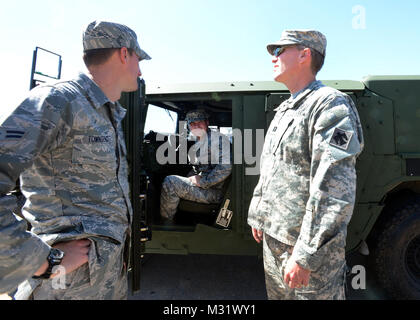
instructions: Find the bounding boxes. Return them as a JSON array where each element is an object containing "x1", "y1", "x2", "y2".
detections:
[{"x1": 120, "y1": 75, "x2": 420, "y2": 299}]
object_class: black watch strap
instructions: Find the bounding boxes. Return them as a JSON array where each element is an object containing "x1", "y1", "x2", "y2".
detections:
[{"x1": 33, "y1": 248, "x2": 65, "y2": 279}]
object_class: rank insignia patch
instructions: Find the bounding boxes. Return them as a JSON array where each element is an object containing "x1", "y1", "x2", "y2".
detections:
[
  {"x1": 0, "y1": 128, "x2": 25, "y2": 139},
  {"x1": 329, "y1": 128, "x2": 353, "y2": 150}
]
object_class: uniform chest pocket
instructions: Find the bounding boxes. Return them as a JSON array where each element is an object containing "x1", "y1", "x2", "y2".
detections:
[
  {"x1": 72, "y1": 134, "x2": 116, "y2": 167},
  {"x1": 272, "y1": 117, "x2": 294, "y2": 156}
]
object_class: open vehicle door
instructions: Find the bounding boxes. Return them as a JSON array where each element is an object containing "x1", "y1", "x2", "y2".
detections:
[{"x1": 120, "y1": 78, "x2": 152, "y2": 293}]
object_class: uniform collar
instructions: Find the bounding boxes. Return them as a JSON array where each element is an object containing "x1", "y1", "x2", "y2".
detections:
[
  {"x1": 75, "y1": 72, "x2": 112, "y2": 109},
  {"x1": 75, "y1": 72, "x2": 127, "y2": 120},
  {"x1": 274, "y1": 80, "x2": 324, "y2": 112}
]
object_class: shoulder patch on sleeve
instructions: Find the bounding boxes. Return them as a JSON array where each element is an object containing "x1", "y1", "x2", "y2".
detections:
[{"x1": 329, "y1": 127, "x2": 353, "y2": 150}]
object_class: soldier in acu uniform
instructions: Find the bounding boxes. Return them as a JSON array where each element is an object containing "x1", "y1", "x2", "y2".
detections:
[
  {"x1": 160, "y1": 109, "x2": 232, "y2": 222},
  {"x1": 0, "y1": 20, "x2": 150, "y2": 299},
  {"x1": 247, "y1": 30, "x2": 364, "y2": 300}
]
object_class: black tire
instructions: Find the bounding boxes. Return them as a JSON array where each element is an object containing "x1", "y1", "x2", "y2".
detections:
[{"x1": 368, "y1": 194, "x2": 420, "y2": 299}]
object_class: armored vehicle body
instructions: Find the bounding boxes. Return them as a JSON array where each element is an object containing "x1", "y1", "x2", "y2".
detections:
[{"x1": 121, "y1": 75, "x2": 420, "y2": 299}]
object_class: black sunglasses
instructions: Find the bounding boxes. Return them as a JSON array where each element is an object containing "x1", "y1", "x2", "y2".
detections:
[
  {"x1": 273, "y1": 47, "x2": 286, "y2": 57},
  {"x1": 273, "y1": 45, "x2": 301, "y2": 57}
]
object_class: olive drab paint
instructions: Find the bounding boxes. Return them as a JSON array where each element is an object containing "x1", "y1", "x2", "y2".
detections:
[{"x1": 120, "y1": 75, "x2": 420, "y2": 297}]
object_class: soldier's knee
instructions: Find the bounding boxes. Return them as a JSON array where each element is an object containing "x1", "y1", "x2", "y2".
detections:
[
  {"x1": 162, "y1": 175, "x2": 174, "y2": 189},
  {"x1": 164, "y1": 175, "x2": 185, "y2": 186},
  {"x1": 162, "y1": 175, "x2": 184, "y2": 195}
]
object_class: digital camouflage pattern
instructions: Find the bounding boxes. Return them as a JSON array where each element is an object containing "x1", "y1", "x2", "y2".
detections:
[
  {"x1": 83, "y1": 20, "x2": 151, "y2": 61},
  {"x1": 185, "y1": 109, "x2": 209, "y2": 125},
  {"x1": 0, "y1": 73, "x2": 132, "y2": 298},
  {"x1": 188, "y1": 129, "x2": 232, "y2": 189},
  {"x1": 248, "y1": 80, "x2": 364, "y2": 299},
  {"x1": 160, "y1": 130, "x2": 232, "y2": 220},
  {"x1": 263, "y1": 233, "x2": 346, "y2": 300},
  {"x1": 160, "y1": 175, "x2": 224, "y2": 220},
  {"x1": 15, "y1": 237, "x2": 128, "y2": 300},
  {"x1": 267, "y1": 30, "x2": 327, "y2": 57}
]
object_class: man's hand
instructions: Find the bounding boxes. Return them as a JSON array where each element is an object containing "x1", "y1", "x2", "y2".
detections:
[
  {"x1": 188, "y1": 175, "x2": 202, "y2": 187},
  {"x1": 284, "y1": 259, "x2": 311, "y2": 289},
  {"x1": 251, "y1": 228, "x2": 263, "y2": 243},
  {"x1": 34, "y1": 239, "x2": 91, "y2": 278}
]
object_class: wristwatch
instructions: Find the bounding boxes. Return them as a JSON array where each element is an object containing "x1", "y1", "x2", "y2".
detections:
[{"x1": 33, "y1": 248, "x2": 65, "y2": 279}]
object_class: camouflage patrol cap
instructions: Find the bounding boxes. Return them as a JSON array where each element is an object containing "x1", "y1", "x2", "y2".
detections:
[
  {"x1": 185, "y1": 109, "x2": 209, "y2": 125},
  {"x1": 83, "y1": 20, "x2": 151, "y2": 61},
  {"x1": 267, "y1": 30, "x2": 327, "y2": 57}
]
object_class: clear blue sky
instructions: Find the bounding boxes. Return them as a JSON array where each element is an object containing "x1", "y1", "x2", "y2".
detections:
[{"x1": 1, "y1": 0, "x2": 419, "y2": 117}]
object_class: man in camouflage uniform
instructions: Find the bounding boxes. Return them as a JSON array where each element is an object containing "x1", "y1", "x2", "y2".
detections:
[
  {"x1": 0, "y1": 20, "x2": 151, "y2": 299},
  {"x1": 160, "y1": 109, "x2": 232, "y2": 221},
  {"x1": 248, "y1": 30, "x2": 364, "y2": 300}
]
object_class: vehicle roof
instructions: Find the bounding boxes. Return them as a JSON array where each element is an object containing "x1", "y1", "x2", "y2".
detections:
[{"x1": 146, "y1": 79, "x2": 365, "y2": 95}]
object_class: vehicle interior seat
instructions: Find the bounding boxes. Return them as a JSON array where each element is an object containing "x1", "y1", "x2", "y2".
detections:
[{"x1": 175, "y1": 175, "x2": 232, "y2": 225}]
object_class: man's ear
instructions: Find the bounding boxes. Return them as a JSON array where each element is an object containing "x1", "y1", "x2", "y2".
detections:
[
  {"x1": 300, "y1": 47, "x2": 310, "y2": 58},
  {"x1": 119, "y1": 47, "x2": 128, "y2": 64},
  {"x1": 299, "y1": 47, "x2": 312, "y2": 65}
]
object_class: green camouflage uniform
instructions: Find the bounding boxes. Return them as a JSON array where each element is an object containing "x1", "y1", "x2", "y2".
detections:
[
  {"x1": 248, "y1": 30, "x2": 364, "y2": 300},
  {"x1": 0, "y1": 20, "x2": 150, "y2": 299},
  {"x1": 160, "y1": 110, "x2": 232, "y2": 220}
]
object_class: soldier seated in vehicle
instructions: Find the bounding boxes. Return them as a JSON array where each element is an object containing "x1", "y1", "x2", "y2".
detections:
[{"x1": 160, "y1": 109, "x2": 232, "y2": 223}]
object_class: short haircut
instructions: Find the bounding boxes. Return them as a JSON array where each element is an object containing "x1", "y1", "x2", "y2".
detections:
[
  {"x1": 296, "y1": 45, "x2": 325, "y2": 75},
  {"x1": 83, "y1": 47, "x2": 135, "y2": 67}
]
